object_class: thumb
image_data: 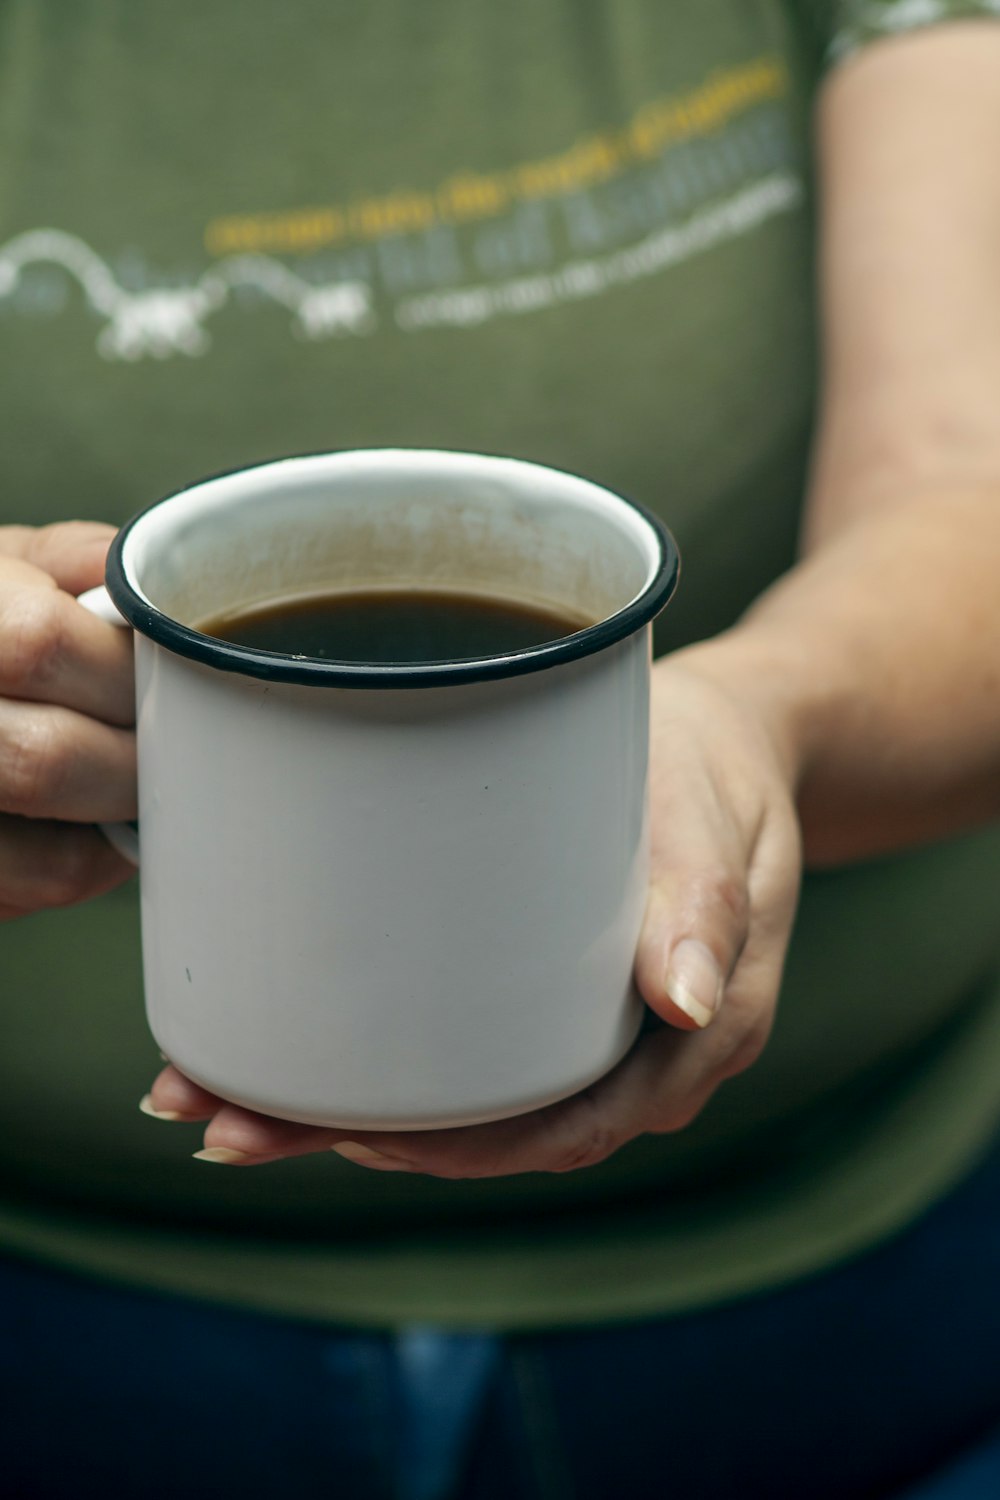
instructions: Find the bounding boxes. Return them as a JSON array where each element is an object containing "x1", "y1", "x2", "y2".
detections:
[{"x1": 634, "y1": 861, "x2": 749, "y2": 1032}]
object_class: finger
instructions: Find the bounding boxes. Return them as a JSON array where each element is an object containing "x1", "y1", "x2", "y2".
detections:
[
  {"x1": 0, "y1": 699, "x2": 136, "y2": 821},
  {"x1": 196, "y1": 1104, "x2": 340, "y2": 1164},
  {"x1": 636, "y1": 828, "x2": 799, "y2": 1038},
  {"x1": 143, "y1": 1070, "x2": 363, "y2": 1159},
  {"x1": 632, "y1": 688, "x2": 802, "y2": 1034},
  {"x1": 0, "y1": 815, "x2": 134, "y2": 918},
  {"x1": 182, "y1": 1034, "x2": 670, "y2": 1176},
  {"x1": 638, "y1": 779, "x2": 798, "y2": 1097},
  {"x1": 142, "y1": 1066, "x2": 224, "y2": 1123},
  {"x1": 0, "y1": 522, "x2": 116, "y2": 596},
  {"x1": 635, "y1": 841, "x2": 752, "y2": 1033},
  {"x1": 0, "y1": 569, "x2": 134, "y2": 725}
]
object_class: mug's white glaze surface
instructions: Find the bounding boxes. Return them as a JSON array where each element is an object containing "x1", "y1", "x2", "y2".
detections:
[
  {"x1": 137, "y1": 635, "x2": 650, "y2": 1127},
  {"x1": 109, "y1": 451, "x2": 677, "y2": 1128}
]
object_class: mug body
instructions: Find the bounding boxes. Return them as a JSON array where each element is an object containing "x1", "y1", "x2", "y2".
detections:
[{"x1": 109, "y1": 450, "x2": 678, "y2": 1128}]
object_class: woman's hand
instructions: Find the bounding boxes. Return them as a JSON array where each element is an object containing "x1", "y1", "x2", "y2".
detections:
[
  {"x1": 0, "y1": 523, "x2": 137, "y2": 919},
  {"x1": 143, "y1": 651, "x2": 802, "y2": 1175}
]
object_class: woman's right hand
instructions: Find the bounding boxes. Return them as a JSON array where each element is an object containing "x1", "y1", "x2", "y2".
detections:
[{"x1": 0, "y1": 522, "x2": 137, "y2": 919}]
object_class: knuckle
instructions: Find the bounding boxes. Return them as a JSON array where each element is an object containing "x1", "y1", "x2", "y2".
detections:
[
  {"x1": 654, "y1": 1085, "x2": 715, "y2": 1135},
  {"x1": 550, "y1": 1092, "x2": 619, "y2": 1173},
  {"x1": 1, "y1": 714, "x2": 70, "y2": 816},
  {"x1": 0, "y1": 525, "x2": 32, "y2": 559},
  {"x1": 0, "y1": 591, "x2": 65, "y2": 694},
  {"x1": 721, "y1": 1021, "x2": 770, "y2": 1079},
  {"x1": 698, "y1": 865, "x2": 750, "y2": 933},
  {"x1": 660, "y1": 1103, "x2": 701, "y2": 1134},
  {"x1": 23, "y1": 522, "x2": 83, "y2": 568}
]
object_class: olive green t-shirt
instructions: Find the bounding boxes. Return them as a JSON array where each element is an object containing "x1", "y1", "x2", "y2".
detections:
[{"x1": 1, "y1": 0, "x2": 999, "y2": 1328}]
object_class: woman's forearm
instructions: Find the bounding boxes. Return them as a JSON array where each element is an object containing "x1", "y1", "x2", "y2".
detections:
[
  {"x1": 671, "y1": 485, "x2": 1000, "y2": 867},
  {"x1": 700, "y1": 26, "x2": 1000, "y2": 867}
]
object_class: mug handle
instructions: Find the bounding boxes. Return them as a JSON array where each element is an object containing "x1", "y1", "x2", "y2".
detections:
[{"x1": 76, "y1": 584, "x2": 141, "y2": 867}]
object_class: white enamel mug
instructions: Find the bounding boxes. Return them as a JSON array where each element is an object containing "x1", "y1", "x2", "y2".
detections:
[{"x1": 89, "y1": 450, "x2": 678, "y2": 1129}]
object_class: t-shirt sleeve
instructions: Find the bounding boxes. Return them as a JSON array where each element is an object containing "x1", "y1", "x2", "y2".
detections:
[{"x1": 811, "y1": 1, "x2": 1000, "y2": 70}]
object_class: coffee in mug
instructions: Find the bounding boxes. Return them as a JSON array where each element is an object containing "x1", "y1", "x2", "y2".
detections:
[{"x1": 197, "y1": 586, "x2": 592, "y2": 663}]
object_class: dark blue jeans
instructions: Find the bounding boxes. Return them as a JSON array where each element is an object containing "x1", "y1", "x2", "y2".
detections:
[{"x1": 2, "y1": 1141, "x2": 999, "y2": 1500}]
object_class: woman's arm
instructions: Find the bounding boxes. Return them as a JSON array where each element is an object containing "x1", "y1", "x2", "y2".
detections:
[{"x1": 686, "y1": 22, "x2": 1000, "y2": 866}]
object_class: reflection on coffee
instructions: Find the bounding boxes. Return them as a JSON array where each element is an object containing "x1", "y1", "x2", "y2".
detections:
[{"x1": 197, "y1": 587, "x2": 592, "y2": 664}]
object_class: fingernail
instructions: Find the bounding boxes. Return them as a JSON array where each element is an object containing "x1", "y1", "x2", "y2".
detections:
[
  {"x1": 331, "y1": 1142, "x2": 415, "y2": 1173},
  {"x1": 192, "y1": 1147, "x2": 255, "y2": 1165},
  {"x1": 665, "y1": 939, "x2": 724, "y2": 1027},
  {"x1": 138, "y1": 1093, "x2": 188, "y2": 1122}
]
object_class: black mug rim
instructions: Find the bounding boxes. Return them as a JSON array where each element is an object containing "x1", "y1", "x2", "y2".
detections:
[{"x1": 105, "y1": 449, "x2": 680, "y2": 689}]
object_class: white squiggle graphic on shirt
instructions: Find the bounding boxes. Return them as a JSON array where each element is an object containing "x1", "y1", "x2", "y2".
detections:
[
  {"x1": 396, "y1": 172, "x2": 802, "y2": 331},
  {"x1": 0, "y1": 230, "x2": 375, "y2": 360},
  {"x1": 0, "y1": 230, "x2": 223, "y2": 358},
  {"x1": 210, "y1": 256, "x2": 376, "y2": 339}
]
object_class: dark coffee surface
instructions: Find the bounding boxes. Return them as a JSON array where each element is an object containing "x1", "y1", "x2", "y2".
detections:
[{"x1": 197, "y1": 587, "x2": 590, "y2": 663}]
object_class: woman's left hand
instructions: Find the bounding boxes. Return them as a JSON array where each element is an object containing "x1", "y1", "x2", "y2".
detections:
[{"x1": 142, "y1": 650, "x2": 802, "y2": 1175}]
